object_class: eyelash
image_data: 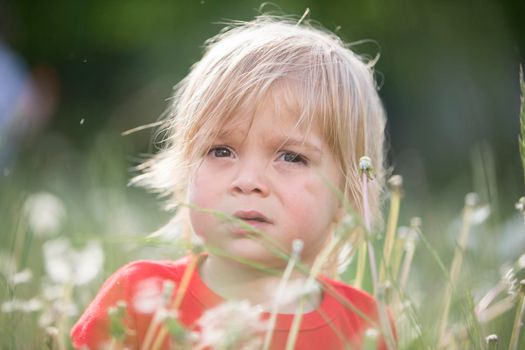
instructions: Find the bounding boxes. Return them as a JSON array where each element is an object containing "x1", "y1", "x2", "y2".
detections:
[
  {"x1": 208, "y1": 146, "x2": 233, "y2": 158},
  {"x1": 207, "y1": 146, "x2": 308, "y2": 165},
  {"x1": 279, "y1": 151, "x2": 308, "y2": 165}
]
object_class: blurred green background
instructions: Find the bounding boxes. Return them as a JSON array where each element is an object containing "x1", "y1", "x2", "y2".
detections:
[
  {"x1": 3, "y1": 0, "x2": 524, "y2": 206},
  {"x1": 1, "y1": 1, "x2": 525, "y2": 348}
]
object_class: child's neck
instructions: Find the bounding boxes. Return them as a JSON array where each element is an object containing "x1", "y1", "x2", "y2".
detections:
[{"x1": 199, "y1": 254, "x2": 322, "y2": 313}]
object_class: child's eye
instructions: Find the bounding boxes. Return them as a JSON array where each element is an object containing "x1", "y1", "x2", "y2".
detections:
[
  {"x1": 208, "y1": 146, "x2": 233, "y2": 158},
  {"x1": 279, "y1": 151, "x2": 308, "y2": 165}
]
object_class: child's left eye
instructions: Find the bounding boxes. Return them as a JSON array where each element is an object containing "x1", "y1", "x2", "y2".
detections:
[
  {"x1": 208, "y1": 146, "x2": 233, "y2": 158},
  {"x1": 279, "y1": 152, "x2": 308, "y2": 165}
]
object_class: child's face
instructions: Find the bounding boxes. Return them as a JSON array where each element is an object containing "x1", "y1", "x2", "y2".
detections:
[{"x1": 188, "y1": 95, "x2": 343, "y2": 267}]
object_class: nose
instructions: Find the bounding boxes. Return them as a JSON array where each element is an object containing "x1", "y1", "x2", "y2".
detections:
[{"x1": 229, "y1": 159, "x2": 270, "y2": 196}]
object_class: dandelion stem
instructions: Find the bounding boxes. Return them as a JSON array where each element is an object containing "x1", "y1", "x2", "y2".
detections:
[
  {"x1": 355, "y1": 242, "x2": 367, "y2": 289},
  {"x1": 146, "y1": 254, "x2": 198, "y2": 350},
  {"x1": 518, "y1": 65, "x2": 525, "y2": 188},
  {"x1": 283, "y1": 235, "x2": 341, "y2": 350},
  {"x1": 508, "y1": 280, "x2": 525, "y2": 350},
  {"x1": 380, "y1": 176, "x2": 402, "y2": 284},
  {"x1": 477, "y1": 295, "x2": 515, "y2": 324},
  {"x1": 262, "y1": 240, "x2": 303, "y2": 350},
  {"x1": 438, "y1": 193, "x2": 477, "y2": 345},
  {"x1": 359, "y1": 158, "x2": 396, "y2": 350},
  {"x1": 397, "y1": 230, "x2": 417, "y2": 304}
]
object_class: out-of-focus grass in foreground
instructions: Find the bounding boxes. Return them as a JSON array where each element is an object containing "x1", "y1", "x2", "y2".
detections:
[{"x1": 1, "y1": 81, "x2": 525, "y2": 349}]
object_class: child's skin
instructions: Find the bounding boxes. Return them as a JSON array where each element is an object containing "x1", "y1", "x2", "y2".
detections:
[{"x1": 189, "y1": 84, "x2": 344, "y2": 312}]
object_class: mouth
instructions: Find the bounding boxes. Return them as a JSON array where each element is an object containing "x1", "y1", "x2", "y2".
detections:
[{"x1": 233, "y1": 210, "x2": 272, "y2": 225}]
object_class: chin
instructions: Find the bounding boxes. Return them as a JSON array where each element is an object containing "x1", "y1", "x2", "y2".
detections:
[{"x1": 221, "y1": 244, "x2": 289, "y2": 269}]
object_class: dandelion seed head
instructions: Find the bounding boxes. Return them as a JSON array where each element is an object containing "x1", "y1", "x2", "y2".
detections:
[
  {"x1": 358, "y1": 156, "x2": 375, "y2": 180},
  {"x1": 156, "y1": 308, "x2": 179, "y2": 322},
  {"x1": 515, "y1": 197, "x2": 525, "y2": 212},
  {"x1": 38, "y1": 298, "x2": 78, "y2": 328},
  {"x1": 471, "y1": 205, "x2": 491, "y2": 225},
  {"x1": 388, "y1": 175, "x2": 403, "y2": 190},
  {"x1": 465, "y1": 192, "x2": 480, "y2": 207},
  {"x1": 486, "y1": 334, "x2": 498, "y2": 344},
  {"x1": 1, "y1": 298, "x2": 42, "y2": 313},
  {"x1": 291, "y1": 239, "x2": 304, "y2": 258},
  {"x1": 133, "y1": 278, "x2": 165, "y2": 314},
  {"x1": 519, "y1": 280, "x2": 525, "y2": 295},
  {"x1": 191, "y1": 235, "x2": 205, "y2": 254},
  {"x1": 22, "y1": 298, "x2": 43, "y2": 312},
  {"x1": 43, "y1": 239, "x2": 103, "y2": 285},
  {"x1": 502, "y1": 267, "x2": 518, "y2": 296},
  {"x1": 272, "y1": 279, "x2": 320, "y2": 309},
  {"x1": 410, "y1": 216, "x2": 421, "y2": 228},
  {"x1": 1, "y1": 300, "x2": 18, "y2": 313},
  {"x1": 23, "y1": 192, "x2": 66, "y2": 237},
  {"x1": 518, "y1": 254, "x2": 525, "y2": 270},
  {"x1": 195, "y1": 300, "x2": 266, "y2": 350},
  {"x1": 11, "y1": 268, "x2": 33, "y2": 285},
  {"x1": 46, "y1": 326, "x2": 59, "y2": 336},
  {"x1": 365, "y1": 327, "x2": 379, "y2": 339}
]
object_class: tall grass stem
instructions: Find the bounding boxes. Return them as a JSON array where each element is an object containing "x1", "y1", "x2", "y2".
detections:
[
  {"x1": 262, "y1": 239, "x2": 303, "y2": 350},
  {"x1": 438, "y1": 193, "x2": 476, "y2": 345},
  {"x1": 508, "y1": 280, "x2": 525, "y2": 350},
  {"x1": 380, "y1": 176, "x2": 402, "y2": 283},
  {"x1": 359, "y1": 157, "x2": 396, "y2": 350}
]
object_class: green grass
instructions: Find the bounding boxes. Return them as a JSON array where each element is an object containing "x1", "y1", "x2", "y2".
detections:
[{"x1": 1, "y1": 73, "x2": 525, "y2": 349}]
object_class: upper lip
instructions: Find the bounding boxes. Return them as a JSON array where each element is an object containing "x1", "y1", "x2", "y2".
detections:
[{"x1": 233, "y1": 210, "x2": 271, "y2": 223}]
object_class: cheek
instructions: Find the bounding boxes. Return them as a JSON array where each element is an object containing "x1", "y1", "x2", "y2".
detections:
[
  {"x1": 285, "y1": 179, "x2": 339, "y2": 224},
  {"x1": 187, "y1": 165, "x2": 215, "y2": 206}
]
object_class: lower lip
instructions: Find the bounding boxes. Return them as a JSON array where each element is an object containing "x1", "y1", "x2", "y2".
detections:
[{"x1": 232, "y1": 220, "x2": 270, "y2": 235}]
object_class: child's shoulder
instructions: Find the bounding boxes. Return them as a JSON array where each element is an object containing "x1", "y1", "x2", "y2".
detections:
[
  {"x1": 321, "y1": 276, "x2": 379, "y2": 315},
  {"x1": 112, "y1": 256, "x2": 191, "y2": 283}
]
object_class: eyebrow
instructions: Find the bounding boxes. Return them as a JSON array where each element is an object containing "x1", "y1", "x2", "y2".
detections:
[
  {"x1": 273, "y1": 136, "x2": 324, "y2": 156},
  {"x1": 215, "y1": 129, "x2": 324, "y2": 156}
]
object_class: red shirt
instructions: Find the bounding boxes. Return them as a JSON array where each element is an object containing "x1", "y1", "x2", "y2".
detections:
[{"x1": 71, "y1": 256, "x2": 392, "y2": 349}]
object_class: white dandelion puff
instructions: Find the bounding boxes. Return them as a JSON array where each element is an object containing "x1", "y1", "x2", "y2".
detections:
[
  {"x1": 270, "y1": 278, "x2": 321, "y2": 310},
  {"x1": 132, "y1": 278, "x2": 176, "y2": 314},
  {"x1": 1, "y1": 298, "x2": 42, "y2": 313},
  {"x1": 1, "y1": 300, "x2": 19, "y2": 313},
  {"x1": 22, "y1": 298, "x2": 43, "y2": 312},
  {"x1": 195, "y1": 300, "x2": 267, "y2": 350},
  {"x1": 503, "y1": 267, "x2": 518, "y2": 296},
  {"x1": 11, "y1": 268, "x2": 33, "y2": 285},
  {"x1": 23, "y1": 192, "x2": 66, "y2": 237},
  {"x1": 517, "y1": 254, "x2": 525, "y2": 270},
  {"x1": 43, "y1": 238, "x2": 103, "y2": 285},
  {"x1": 38, "y1": 298, "x2": 78, "y2": 328},
  {"x1": 42, "y1": 283, "x2": 66, "y2": 301},
  {"x1": 471, "y1": 205, "x2": 491, "y2": 225}
]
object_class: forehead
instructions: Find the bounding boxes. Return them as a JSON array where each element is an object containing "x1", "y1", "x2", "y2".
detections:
[{"x1": 219, "y1": 80, "x2": 316, "y2": 136}]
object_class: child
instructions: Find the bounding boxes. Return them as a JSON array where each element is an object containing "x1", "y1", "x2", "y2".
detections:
[{"x1": 71, "y1": 15, "x2": 393, "y2": 350}]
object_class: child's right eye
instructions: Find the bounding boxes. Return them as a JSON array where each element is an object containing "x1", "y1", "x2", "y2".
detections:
[{"x1": 208, "y1": 146, "x2": 232, "y2": 158}]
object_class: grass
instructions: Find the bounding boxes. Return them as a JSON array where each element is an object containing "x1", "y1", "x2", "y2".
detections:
[{"x1": 1, "y1": 72, "x2": 525, "y2": 349}]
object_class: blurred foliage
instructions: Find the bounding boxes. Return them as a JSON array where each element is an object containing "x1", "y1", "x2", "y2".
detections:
[
  {"x1": 1, "y1": 1, "x2": 525, "y2": 348},
  {"x1": 2, "y1": 0, "x2": 524, "y2": 197}
]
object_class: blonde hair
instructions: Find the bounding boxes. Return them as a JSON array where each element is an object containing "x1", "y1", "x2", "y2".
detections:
[{"x1": 132, "y1": 16, "x2": 387, "y2": 273}]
